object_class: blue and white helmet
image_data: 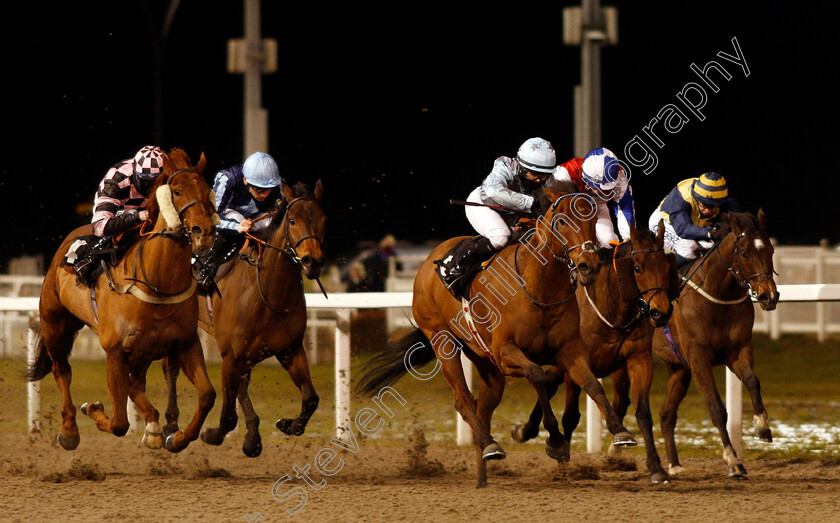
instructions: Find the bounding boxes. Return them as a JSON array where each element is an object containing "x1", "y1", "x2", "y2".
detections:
[
  {"x1": 243, "y1": 152, "x2": 281, "y2": 188},
  {"x1": 581, "y1": 147, "x2": 623, "y2": 191}
]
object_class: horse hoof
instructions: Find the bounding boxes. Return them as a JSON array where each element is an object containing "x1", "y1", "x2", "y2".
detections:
[
  {"x1": 668, "y1": 464, "x2": 685, "y2": 476},
  {"x1": 57, "y1": 432, "x2": 80, "y2": 451},
  {"x1": 276, "y1": 418, "x2": 304, "y2": 436},
  {"x1": 612, "y1": 431, "x2": 637, "y2": 447},
  {"x1": 164, "y1": 433, "x2": 184, "y2": 453},
  {"x1": 651, "y1": 470, "x2": 671, "y2": 484},
  {"x1": 755, "y1": 427, "x2": 773, "y2": 442},
  {"x1": 511, "y1": 424, "x2": 535, "y2": 443},
  {"x1": 80, "y1": 401, "x2": 102, "y2": 416},
  {"x1": 242, "y1": 437, "x2": 263, "y2": 458},
  {"x1": 545, "y1": 439, "x2": 570, "y2": 462},
  {"x1": 142, "y1": 422, "x2": 163, "y2": 450},
  {"x1": 200, "y1": 427, "x2": 225, "y2": 446},
  {"x1": 162, "y1": 423, "x2": 179, "y2": 439},
  {"x1": 481, "y1": 442, "x2": 506, "y2": 460},
  {"x1": 727, "y1": 464, "x2": 748, "y2": 478}
]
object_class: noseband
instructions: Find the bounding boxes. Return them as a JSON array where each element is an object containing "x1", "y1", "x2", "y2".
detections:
[{"x1": 716, "y1": 231, "x2": 776, "y2": 299}]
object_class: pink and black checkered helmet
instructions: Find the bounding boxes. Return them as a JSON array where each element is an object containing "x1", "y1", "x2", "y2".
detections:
[{"x1": 132, "y1": 146, "x2": 165, "y2": 179}]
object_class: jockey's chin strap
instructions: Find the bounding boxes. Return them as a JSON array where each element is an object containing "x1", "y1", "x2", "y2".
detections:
[{"x1": 237, "y1": 196, "x2": 328, "y2": 310}]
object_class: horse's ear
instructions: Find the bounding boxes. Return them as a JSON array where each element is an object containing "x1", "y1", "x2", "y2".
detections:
[
  {"x1": 656, "y1": 219, "x2": 666, "y2": 247},
  {"x1": 729, "y1": 211, "x2": 742, "y2": 234},
  {"x1": 542, "y1": 187, "x2": 562, "y2": 205},
  {"x1": 280, "y1": 182, "x2": 295, "y2": 202},
  {"x1": 314, "y1": 179, "x2": 324, "y2": 202},
  {"x1": 629, "y1": 220, "x2": 639, "y2": 243},
  {"x1": 197, "y1": 151, "x2": 207, "y2": 173},
  {"x1": 757, "y1": 208, "x2": 767, "y2": 230}
]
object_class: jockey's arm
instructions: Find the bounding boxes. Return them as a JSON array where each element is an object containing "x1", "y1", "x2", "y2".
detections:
[
  {"x1": 612, "y1": 186, "x2": 636, "y2": 241},
  {"x1": 594, "y1": 202, "x2": 619, "y2": 247},
  {"x1": 212, "y1": 171, "x2": 242, "y2": 233},
  {"x1": 92, "y1": 175, "x2": 141, "y2": 237},
  {"x1": 482, "y1": 161, "x2": 534, "y2": 212}
]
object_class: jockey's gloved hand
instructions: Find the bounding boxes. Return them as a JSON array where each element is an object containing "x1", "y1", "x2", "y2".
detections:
[{"x1": 708, "y1": 224, "x2": 728, "y2": 242}]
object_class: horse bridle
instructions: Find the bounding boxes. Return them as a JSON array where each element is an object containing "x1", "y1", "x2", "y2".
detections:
[
  {"x1": 122, "y1": 167, "x2": 213, "y2": 296},
  {"x1": 511, "y1": 193, "x2": 598, "y2": 309},
  {"x1": 623, "y1": 246, "x2": 673, "y2": 318},
  {"x1": 240, "y1": 195, "x2": 327, "y2": 311},
  {"x1": 716, "y1": 230, "x2": 775, "y2": 299}
]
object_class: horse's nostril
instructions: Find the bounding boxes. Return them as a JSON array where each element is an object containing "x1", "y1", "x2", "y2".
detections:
[
  {"x1": 758, "y1": 293, "x2": 770, "y2": 303},
  {"x1": 191, "y1": 226, "x2": 204, "y2": 237},
  {"x1": 578, "y1": 263, "x2": 591, "y2": 275}
]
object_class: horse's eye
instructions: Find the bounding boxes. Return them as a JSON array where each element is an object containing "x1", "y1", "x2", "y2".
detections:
[
  {"x1": 740, "y1": 251, "x2": 747, "y2": 257},
  {"x1": 173, "y1": 189, "x2": 181, "y2": 197},
  {"x1": 557, "y1": 219, "x2": 566, "y2": 227},
  {"x1": 634, "y1": 265, "x2": 641, "y2": 273},
  {"x1": 289, "y1": 218, "x2": 296, "y2": 226}
]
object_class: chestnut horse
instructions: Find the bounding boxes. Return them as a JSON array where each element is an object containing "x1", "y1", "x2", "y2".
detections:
[
  {"x1": 163, "y1": 181, "x2": 326, "y2": 457},
  {"x1": 27, "y1": 148, "x2": 218, "y2": 452},
  {"x1": 511, "y1": 221, "x2": 678, "y2": 483},
  {"x1": 616, "y1": 210, "x2": 779, "y2": 477},
  {"x1": 358, "y1": 182, "x2": 639, "y2": 487}
]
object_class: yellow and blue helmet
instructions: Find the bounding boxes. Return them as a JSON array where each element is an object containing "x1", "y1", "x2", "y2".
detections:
[{"x1": 691, "y1": 172, "x2": 728, "y2": 206}]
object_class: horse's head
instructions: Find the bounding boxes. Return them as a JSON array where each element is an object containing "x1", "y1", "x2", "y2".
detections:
[
  {"x1": 722, "y1": 209, "x2": 779, "y2": 310},
  {"x1": 538, "y1": 180, "x2": 601, "y2": 286},
  {"x1": 147, "y1": 148, "x2": 217, "y2": 255},
  {"x1": 613, "y1": 220, "x2": 674, "y2": 327},
  {"x1": 267, "y1": 180, "x2": 326, "y2": 280}
]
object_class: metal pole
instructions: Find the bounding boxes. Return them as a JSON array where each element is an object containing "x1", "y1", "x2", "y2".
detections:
[
  {"x1": 456, "y1": 350, "x2": 473, "y2": 446},
  {"x1": 244, "y1": 0, "x2": 268, "y2": 155},
  {"x1": 334, "y1": 309, "x2": 352, "y2": 440}
]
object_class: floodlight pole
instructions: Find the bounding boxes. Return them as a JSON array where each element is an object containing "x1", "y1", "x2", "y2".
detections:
[
  {"x1": 580, "y1": 0, "x2": 602, "y2": 157},
  {"x1": 244, "y1": 0, "x2": 268, "y2": 155}
]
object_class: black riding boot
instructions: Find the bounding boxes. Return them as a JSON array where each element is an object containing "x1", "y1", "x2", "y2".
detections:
[
  {"x1": 437, "y1": 236, "x2": 497, "y2": 298},
  {"x1": 194, "y1": 234, "x2": 240, "y2": 296},
  {"x1": 74, "y1": 236, "x2": 114, "y2": 287}
]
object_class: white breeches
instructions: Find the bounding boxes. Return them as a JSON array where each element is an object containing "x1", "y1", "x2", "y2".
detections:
[
  {"x1": 648, "y1": 207, "x2": 712, "y2": 260},
  {"x1": 465, "y1": 188, "x2": 514, "y2": 249}
]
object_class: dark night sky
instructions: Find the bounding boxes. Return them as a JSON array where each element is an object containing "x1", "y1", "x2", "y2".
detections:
[{"x1": 4, "y1": 1, "x2": 838, "y2": 270}]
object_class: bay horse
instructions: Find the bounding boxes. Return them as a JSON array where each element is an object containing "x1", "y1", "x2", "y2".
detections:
[
  {"x1": 616, "y1": 209, "x2": 779, "y2": 477},
  {"x1": 511, "y1": 221, "x2": 678, "y2": 483},
  {"x1": 163, "y1": 181, "x2": 326, "y2": 457},
  {"x1": 358, "y1": 182, "x2": 640, "y2": 487},
  {"x1": 27, "y1": 148, "x2": 218, "y2": 452}
]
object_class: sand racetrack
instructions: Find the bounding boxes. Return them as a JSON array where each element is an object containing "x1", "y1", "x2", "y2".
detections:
[{"x1": 1, "y1": 430, "x2": 839, "y2": 522}]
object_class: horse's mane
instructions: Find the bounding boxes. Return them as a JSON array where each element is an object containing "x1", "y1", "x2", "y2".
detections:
[{"x1": 258, "y1": 182, "x2": 313, "y2": 242}]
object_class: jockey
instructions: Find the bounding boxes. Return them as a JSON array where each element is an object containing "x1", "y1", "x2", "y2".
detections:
[
  {"x1": 193, "y1": 151, "x2": 283, "y2": 294},
  {"x1": 553, "y1": 147, "x2": 635, "y2": 248},
  {"x1": 74, "y1": 145, "x2": 166, "y2": 284},
  {"x1": 437, "y1": 137, "x2": 556, "y2": 293},
  {"x1": 648, "y1": 172, "x2": 741, "y2": 266}
]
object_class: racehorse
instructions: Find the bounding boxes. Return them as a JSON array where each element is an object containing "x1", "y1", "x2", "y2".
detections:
[
  {"x1": 511, "y1": 221, "x2": 679, "y2": 483},
  {"x1": 358, "y1": 181, "x2": 640, "y2": 487},
  {"x1": 27, "y1": 148, "x2": 218, "y2": 452},
  {"x1": 162, "y1": 181, "x2": 326, "y2": 457},
  {"x1": 618, "y1": 209, "x2": 779, "y2": 477}
]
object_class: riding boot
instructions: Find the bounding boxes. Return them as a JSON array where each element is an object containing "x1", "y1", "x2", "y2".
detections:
[
  {"x1": 74, "y1": 236, "x2": 113, "y2": 287},
  {"x1": 438, "y1": 236, "x2": 497, "y2": 297},
  {"x1": 194, "y1": 234, "x2": 240, "y2": 296}
]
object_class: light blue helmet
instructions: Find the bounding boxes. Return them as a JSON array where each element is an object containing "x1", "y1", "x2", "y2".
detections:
[{"x1": 243, "y1": 152, "x2": 281, "y2": 188}]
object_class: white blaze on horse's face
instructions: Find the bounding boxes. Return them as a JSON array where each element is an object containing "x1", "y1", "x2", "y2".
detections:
[{"x1": 754, "y1": 238, "x2": 765, "y2": 250}]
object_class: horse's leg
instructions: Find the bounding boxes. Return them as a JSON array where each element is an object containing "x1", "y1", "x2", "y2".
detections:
[
  {"x1": 691, "y1": 350, "x2": 747, "y2": 478},
  {"x1": 497, "y1": 344, "x2": 566, "y2": 456},
  {"x1": 560, "y1": 378, "x2": 581, "y2": 454},
  {"x1": 559, "y1": 338, "x2": 637, "y2": 447},
  {"x1": 626, "y1": 353, "x2": 669, "y2": 483},
  {"x1": 659, "y1": 362, "x2": 692, "y2": 475},
  {"x1": 235, "y1": 370, "x2": 263, "y2": 457},
  {"x1": 165, "y1": 336, "x2": 216, "y2": 452},
  {"x1": 729, "y1": 345, "x2": 772, "y2": 442},
  {"x1": 472, "y1": 356, "x2": 506, "y2": 488},
  {"x1": 41, "y1": 312, "x2": 83, "y2": 450},
  {"x1": 82, "y1": 351, "x2": 130, "y2": 437},
  {"x1": 126, "y1": 362, "x2": 164, "y2": 449},
  {"x1": 511, "y1": 373, "x2": 561, "y2": 444},
  {"x1": 200, "y1": 350, "x2": 241, "y2": 446},
  {"x1": 161, "y1": 356, "x2": 181, "y2": 439},
  {"x1": 275, "y1": 344, "x2": 320, "y2": 437},
  {"x1": 606, "y1": 367, "x2": 631, "y2": 457}
]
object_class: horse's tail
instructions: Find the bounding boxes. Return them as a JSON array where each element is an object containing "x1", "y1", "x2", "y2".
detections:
[
  {"x1": 24, "y1": 319, "x2": 53, "y2": 382},
  {"x1": 356, "y1": 329, "x2": 436, "y2": 395}
]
